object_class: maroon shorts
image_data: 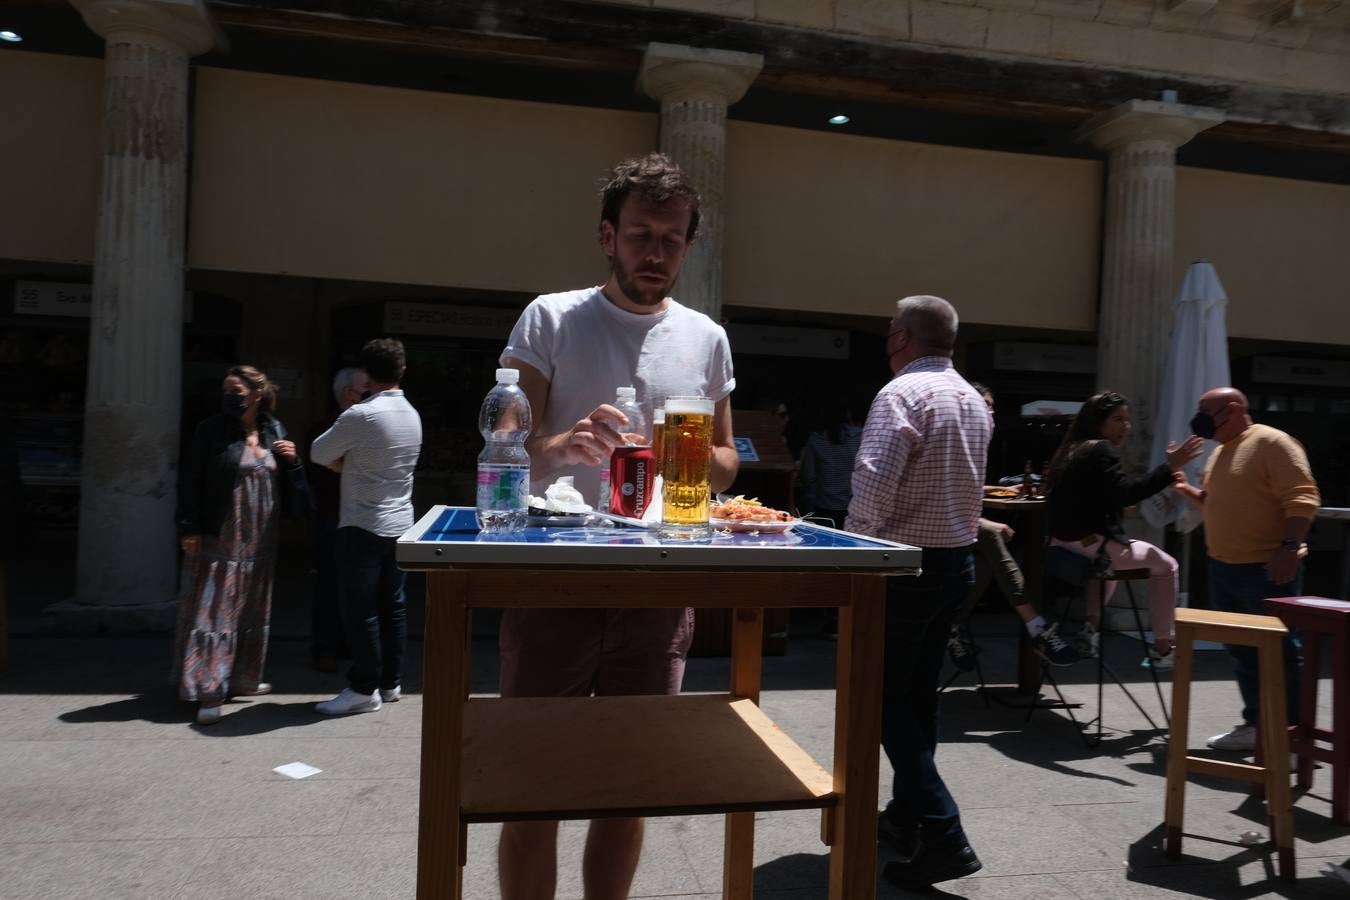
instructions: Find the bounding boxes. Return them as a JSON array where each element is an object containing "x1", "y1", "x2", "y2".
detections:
[{"x1": 498, "y1": 607, "x2": 695, "y2": 698}]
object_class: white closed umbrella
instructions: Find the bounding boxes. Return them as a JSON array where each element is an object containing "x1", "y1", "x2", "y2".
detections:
[{"x1": 1140, "y1": 259, "x2": 1231, "y2": 532}]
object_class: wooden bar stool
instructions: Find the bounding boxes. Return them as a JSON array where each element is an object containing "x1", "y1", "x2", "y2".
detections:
[
  {"x1": 1265, "y1": 596, "x2": 1350, "y2": 825},
  {"x1": 1165, "y1": 608, "x2": 1295, "y2": 881}
]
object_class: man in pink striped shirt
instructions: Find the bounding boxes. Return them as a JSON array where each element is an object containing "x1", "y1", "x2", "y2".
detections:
[{"x1": 847, "y1": 295, "x2": 991, "y2": 890}]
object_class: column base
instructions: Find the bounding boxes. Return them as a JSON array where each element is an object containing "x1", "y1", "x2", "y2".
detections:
[{"x1": 41, "y1": 599, "x2": 178, "y2": 634}]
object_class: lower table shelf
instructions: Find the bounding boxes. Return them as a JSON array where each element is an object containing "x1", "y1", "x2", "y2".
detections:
[{"x1": 460, "y1": 693, "x2": 835, "y2": 822}]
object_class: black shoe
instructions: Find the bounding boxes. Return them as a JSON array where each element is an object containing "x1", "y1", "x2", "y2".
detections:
[
  {"x1": 883, "y1": 842, "x2": 982, "y2": 888},
  {"x1": 946, "y1": 629, "x2": 977, "y2": 672},
  {"x1": 877, "y1": 813, "x2": 920, "y2": 860},
  {"x1": 1031, "y1": 623, "x2": 1080, "y2": 667}
]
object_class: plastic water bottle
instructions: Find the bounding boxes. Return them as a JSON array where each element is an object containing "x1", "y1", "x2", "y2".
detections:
[
  {"x1": 609, "y1": 386, "x2": 654, "y2": 517},
  {"x1": 476, "y1": 368, "x2": 532, "y2": 532},
  {"x1": 597, "y1": 467, "x2": 611, "y2": 513}
]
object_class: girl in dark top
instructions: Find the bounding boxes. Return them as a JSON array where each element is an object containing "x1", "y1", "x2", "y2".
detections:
[{"x1": 1045, "y1": 391, "x2": 1202, "y2": 668}]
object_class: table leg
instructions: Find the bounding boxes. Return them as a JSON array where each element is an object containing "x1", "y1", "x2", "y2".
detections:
[
  {"x1": 723, "y1": 607, "x2": 764, "y2": 900},
  {"x1": 1260, "y1": 638, "x2": 1296, "y2": 881},
  {"x1": 0, "y1": 561, "x2": 8, "y2": 672},
  {"x1": 1164, "y1": 628, "x2": 1194, "y2": 859},
  {"x1": 1334, "y1": 629, "x2": 1349, "y2": 825},
  {"x1": 416, "y1": 573, "x2": 472, "y2": 900},
  {"x1": 1018, "y1": 532, "x2": 1047, "y2": 694},
  {"x1": 828, "y1": 575, "x2": 885, "y2": 900}
]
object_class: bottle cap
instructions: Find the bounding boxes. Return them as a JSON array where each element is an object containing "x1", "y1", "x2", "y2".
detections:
[
  {"x1": 617, "y1": 386, "x2": 636, "y2": 400},
  {"x1": 496, "y1": 368, "x2": 520, "y2": 385}
]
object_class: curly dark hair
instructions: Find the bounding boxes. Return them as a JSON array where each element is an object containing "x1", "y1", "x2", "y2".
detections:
[
  {"x1": 599, "y1": 153, "x2": 701, "y2": 242},
  {"x1": 361, "y1": 338, "x2": 406, "y2": 384},
  {"x1": 1044, "y1": 390, "x2": 1130, "y2": 493}
]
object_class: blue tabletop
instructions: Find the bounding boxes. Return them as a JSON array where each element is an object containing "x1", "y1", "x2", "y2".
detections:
[{"x1": 397, "y1": 506, "x2": 921, "y2": 572}]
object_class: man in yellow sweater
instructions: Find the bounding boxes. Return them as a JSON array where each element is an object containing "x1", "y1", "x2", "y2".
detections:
[{"x1": 1176, "y1": 387, "x2": 1319, "y2": 751}]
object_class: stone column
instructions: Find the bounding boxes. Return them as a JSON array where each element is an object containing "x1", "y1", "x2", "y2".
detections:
[
  {"x1": 640, "y1": 43, "x2": 763, "y2": 320},
  {"x1": 53, "y1": 0, "x2": 220, "y2": 632},
  {"x1": 1078, "y1": 100, "x2": 1223, "y2": 472}
]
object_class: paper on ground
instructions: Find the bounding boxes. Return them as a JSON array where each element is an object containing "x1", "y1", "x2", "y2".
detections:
[{"x1": 273, "y1": 761, "x2": 322, "y2": 779}]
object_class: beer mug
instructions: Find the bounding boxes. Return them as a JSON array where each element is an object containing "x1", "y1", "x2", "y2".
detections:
[{"x1": 659, "y1": 396, "x2": 714, "y2": 539}]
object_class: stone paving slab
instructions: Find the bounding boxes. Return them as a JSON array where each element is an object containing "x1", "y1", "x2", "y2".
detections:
[{"x1": 3, "y1": 624, "x2": 1348, "y2": 899}]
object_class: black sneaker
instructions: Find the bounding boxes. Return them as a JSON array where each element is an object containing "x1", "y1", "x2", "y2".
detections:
[
  {"x1": 883, "y1": 841, "x2": 982, "y2": 888},
  {"x1": 1031, "y1": 623, "x2": 1080, "y2": 667},
  {"x1": 877, "y1": 813, "x2": 920, "y2": 860},
  {"x1": 946, "y1": 628, "x2": 977, "y2": 672}
]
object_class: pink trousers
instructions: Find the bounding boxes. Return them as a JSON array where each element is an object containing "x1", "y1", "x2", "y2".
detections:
[{"x1": 1050, "y1": 535, "x2": 1178, "y2": 642}]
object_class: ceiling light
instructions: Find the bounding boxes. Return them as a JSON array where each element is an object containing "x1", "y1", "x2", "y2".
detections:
[{"x1": 828, "y1": 114, "x2": 850, "y2": 126}]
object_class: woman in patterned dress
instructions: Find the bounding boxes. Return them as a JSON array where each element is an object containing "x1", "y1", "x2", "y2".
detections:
[{"x1": 174, "y1": 366, "x2": 306, "y2": 725}]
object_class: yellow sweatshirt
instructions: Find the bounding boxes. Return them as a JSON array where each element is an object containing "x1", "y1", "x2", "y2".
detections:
[{"x1": 1202, "y1": 423, "x2": 1320, "y2": 564}]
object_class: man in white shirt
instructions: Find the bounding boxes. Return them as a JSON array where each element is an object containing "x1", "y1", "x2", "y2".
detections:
[
  {"x1": 497, "y1": 153, "x2": 739, "y2": 900},
  {"x1": 310, "y1": 338, "x2": 423, "y2": 715}
]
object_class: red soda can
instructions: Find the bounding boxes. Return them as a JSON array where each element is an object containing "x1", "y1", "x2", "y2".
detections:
[{"x1": 609, "y1": 444, "x2": 655, "y2": 518}]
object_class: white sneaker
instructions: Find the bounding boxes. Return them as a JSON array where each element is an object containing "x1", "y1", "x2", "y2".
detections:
[
  {"x1": 1075, "y1": 622, "x2": 1100, "y2": 658},
  {"x1": 195, "y1": 705, "x2": 223, "y2": 725},
  {"x1": 1148, "y1": 646, "x2": 1175, "y2": 671},
  {"x1": 1207, "y1": 723, "x2": 1257, "y2": 751},
  {"x1": 316, "y1": 688, "x2": 381, "y2": 716},
  {"x1": 379, "y1": 686, "x2": 401, "y2": 703}
]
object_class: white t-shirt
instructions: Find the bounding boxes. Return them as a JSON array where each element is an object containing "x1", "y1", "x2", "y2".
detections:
[
  {"x1": 501, "y1": 287, "x2": 736, "y2": 499},
  {"x1": 310, "y1": 389, "x2": 423, "y2": 537}
]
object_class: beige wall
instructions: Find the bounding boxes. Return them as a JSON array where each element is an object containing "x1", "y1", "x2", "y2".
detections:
[
  {"x1": 0, "y1": 52, "x2": 101, "y2": 265},
  {"x1": 723, "y1": 121, "x2": 1104, "y2": 330},
  {"x1": 1176, "y1": 167, "x2": 1350, "y2": 345},
  {"x1": 616, "y1": 0, "x2": 1350, "y2": 98},
  {"x1": 187, "y1": 68, "x2": 656, "y2": 292}
]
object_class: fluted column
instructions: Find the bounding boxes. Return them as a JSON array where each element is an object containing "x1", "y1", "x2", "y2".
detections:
[
  {"x1": 56, "y1": 0, "x2": 219, "y2": 631},
  {"x1": 1079, "y1": 100, "x2": 1222, "y2": 472},
  {"x1": 640, "y1": 43, "x2": 763, "y2": 320}
]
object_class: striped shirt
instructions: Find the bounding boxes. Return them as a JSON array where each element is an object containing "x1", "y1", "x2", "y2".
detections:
[
  {"x1": 311, "y1": 389, "x2": 423, "y2": 537},
  {"x1": 846, "y1": 357, "x2": 990, "y2": 548}
]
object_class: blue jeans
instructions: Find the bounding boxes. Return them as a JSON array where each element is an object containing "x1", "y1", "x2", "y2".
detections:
[
  {"x1": 1208, "y1": 559, "x2": 1302, "y2": 726},
  {"x1": 881, "y1": 546, "x2": 974, "y2": 848},
  {"x1": 335, "y1": 526, "x2": 407, "y2": 695}
]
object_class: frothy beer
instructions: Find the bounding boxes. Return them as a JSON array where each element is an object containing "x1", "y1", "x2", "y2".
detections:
[{"x1": 660, "y1": 396, "x2": 714, "y2": 538}]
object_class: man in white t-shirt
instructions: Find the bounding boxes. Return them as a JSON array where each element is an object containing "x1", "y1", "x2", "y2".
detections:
[{"x1": 497, "y1": 153, "x2": 739, "y2": 900}]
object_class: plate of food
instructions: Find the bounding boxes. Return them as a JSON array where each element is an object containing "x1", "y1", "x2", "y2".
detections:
[
  {"x1": 983, "y1": 486, "x2": 1020, "y2": 499},
  {"x1": 527, "y1": 476, "x2": 593, "y2": 526},
  {"x1": 710, "y1": 496, "x2": 797, "y2": 533},
  {"x1": 527, "y1": 509, "x2": 590, "y2": 527}
]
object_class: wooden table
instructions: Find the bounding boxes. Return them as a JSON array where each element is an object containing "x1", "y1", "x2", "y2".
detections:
[
  {"x1": 981, "y1": 496, "x2": 1049, "y2": 694},
  {"x1": 397, "y1": 506, "x2": 920, "y2": 900}
]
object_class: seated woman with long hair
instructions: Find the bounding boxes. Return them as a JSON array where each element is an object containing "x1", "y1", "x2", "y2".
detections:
[{"x1": 1044, "y1": 391, "x2": 1202, "y2": 668}]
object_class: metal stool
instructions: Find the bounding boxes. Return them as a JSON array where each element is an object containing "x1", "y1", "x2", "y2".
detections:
[
  {"x1": 1029, "y1": 566, "x2": 1168, "y2": 746},
  {"x1": 1265, "y1": 596, "x2": 1350, "y2": 825},
  {"x1": 1165, "y1": 608, "x2": 1294, "y2": 881},
  {"x1": 940, "y1": 620, "x2": 992, "y2": 708}
]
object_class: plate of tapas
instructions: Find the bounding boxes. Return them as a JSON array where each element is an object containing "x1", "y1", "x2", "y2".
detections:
[{"x1": 710, "y1": 496, "x2": 797, "y2": 534}]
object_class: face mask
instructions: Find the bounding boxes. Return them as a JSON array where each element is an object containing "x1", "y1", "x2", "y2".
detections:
[
  {"x1": 222, "y1": 393, "x2": 249, "y2": 417},
  {"x1": 1189, "y1": 411, "x2": 1216, "y2": 440}
]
